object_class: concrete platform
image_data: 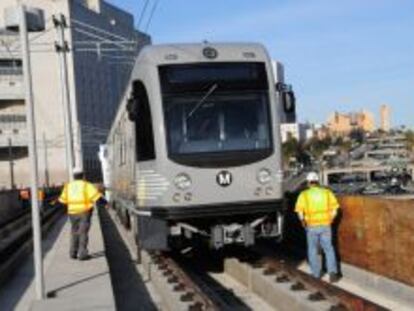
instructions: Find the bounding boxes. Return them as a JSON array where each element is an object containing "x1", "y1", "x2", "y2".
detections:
[
  {"x1": 30, "y1": 211, "x2": 115, "y2": 310},
  {"x1": 0, "y1": 209, "x2": 116, "y2": 311}
]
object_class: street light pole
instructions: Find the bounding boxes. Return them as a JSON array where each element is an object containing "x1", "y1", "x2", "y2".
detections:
[{"x1": 19, "y1": 4, "x2": 45, "y2": 300}]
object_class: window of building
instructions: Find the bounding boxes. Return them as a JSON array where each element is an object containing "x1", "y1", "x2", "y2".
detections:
[{"x1": 0, "y1": 59, "x2": 22, "y2": 75}]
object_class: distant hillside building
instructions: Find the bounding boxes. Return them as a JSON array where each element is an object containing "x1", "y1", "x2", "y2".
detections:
[
  {"x1": 380, "y1": 104, "x2": 391, "y2": 132},
  {"x1": 327, "y1": 110, "x2": 375, "y2": 136},
  {"x1": 0, "y1": 0, "x2": 150, "y2": 188}
]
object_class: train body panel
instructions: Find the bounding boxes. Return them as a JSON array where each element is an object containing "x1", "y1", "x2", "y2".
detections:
[{"x1": 105, "y1": 43, "x2": 294, "y2": 250}]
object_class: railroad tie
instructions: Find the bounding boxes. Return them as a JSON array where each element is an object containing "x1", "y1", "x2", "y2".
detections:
[
  {"x1": 188, "y1": 302, "x2": 205, "y2": 311},
  {"x1": 275, "y1": 273, "x2": 290, "y2": 283},
  {"x1": 308, "y1": 291, "x2": 326, "y2": 301},
  {"x1": 173, "y1": 283, "x2": 186, "y2": 292},
  {"x1": 180, "y1": 292, "x2": 195, "y2": 302},
  {"x1": 290, "y1": 281, "x2": 306, "y2": 291}
]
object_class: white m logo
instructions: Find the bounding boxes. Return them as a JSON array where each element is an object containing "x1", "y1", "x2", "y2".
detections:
[{"x1": 217, "y1": 171, "x2": 232, "y2": 187}]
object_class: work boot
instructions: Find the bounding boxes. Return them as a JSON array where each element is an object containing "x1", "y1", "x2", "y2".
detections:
[
  {"x1": 70, "y1": 254, "x2": 77, "y2": 260},
  {"x1": 329, "y1": 273, "x2": 341, "y2": 283}
]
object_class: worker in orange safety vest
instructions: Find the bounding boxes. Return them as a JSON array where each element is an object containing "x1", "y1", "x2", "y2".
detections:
[
  {"x1": 295, "y1": 172, "x2": 341, "y2": 283},
  {"x1": 19, "y1": 188, "x2": 30, "y2": 209},
  {"x1": 19, "y1": 188, "x2": 45, "y2": 208},
  {"x1": 58, "y1": 168, "x2": 105, "y2": 260}
]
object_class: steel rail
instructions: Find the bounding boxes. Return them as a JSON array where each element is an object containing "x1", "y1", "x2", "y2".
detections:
[{"x1": 149, "y1": 252, "x2": 220, "y2": 310}]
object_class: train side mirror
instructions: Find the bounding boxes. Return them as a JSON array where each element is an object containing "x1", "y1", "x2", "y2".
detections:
[
  {"x1": 275, "y1": 83, "x2": 296, "y2": 114},
  {"x1": 126, "y1": 97, "x2": 139, "y2": 121},
  {"x1": 282, "y1": 91, "x2": 295, "y2": 113}
]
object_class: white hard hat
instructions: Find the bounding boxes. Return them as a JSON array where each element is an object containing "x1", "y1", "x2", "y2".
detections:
[
  {"x1": 73, "y1": 167, "x2": 84, "y2": 175},
  {"x1": 306, "y1": 172, "x2": 319, "y2": 182}
]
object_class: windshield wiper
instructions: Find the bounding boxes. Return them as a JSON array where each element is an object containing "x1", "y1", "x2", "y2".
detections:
[{"x1": 186, "y1": 83, "x2": 218, "y2": 120}]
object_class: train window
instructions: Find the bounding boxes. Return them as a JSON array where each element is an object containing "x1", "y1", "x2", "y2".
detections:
[{"x1": 132, "y1": 81, "x2": 156, "y2": 161}]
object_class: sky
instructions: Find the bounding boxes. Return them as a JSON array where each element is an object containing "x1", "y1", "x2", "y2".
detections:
[{"x1": 110, "y1": 0, "x2": 414, "y2": 128}]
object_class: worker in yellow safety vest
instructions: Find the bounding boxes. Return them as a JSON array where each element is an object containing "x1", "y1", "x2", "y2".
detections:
[
  {"x1": 58, "y1": 168, "x2": 105, "y2": 260},
  {"x1": 295, "y1": 172, "x2": 341, "y2": 283}
]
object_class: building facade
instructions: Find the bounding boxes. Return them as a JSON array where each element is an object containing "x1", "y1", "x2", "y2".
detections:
[
  {"x1": 0, "y1": 0, "x2": 150, "y2": 188},
  {"x1": 280, "y1": 123, "x2": 310, "y2": 143},
  {"x1": 380, "y1": 104, "x2": 391, "y2": 132},
  {"x1": 327, "y1": 110, "x2": 375, "y2": 136}
]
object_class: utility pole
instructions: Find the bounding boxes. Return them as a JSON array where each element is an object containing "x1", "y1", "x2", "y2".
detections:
[
  {"x1": 18, "y1": 5, "x2": 45, "y2": 300},
  {"x1": 53, "y1": 14, "x2": 74, "y2": 180},
  {"x1": 8, "y1": 138, "x2": 15, "y2": 189}
]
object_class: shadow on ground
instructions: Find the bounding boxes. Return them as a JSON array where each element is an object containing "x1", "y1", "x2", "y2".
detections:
[{"x1": 99, "y1": 208, "x2": 157, "y2": 311}]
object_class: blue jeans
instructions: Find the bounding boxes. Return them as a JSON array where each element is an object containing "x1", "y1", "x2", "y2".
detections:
[{"x1": 306, "y1": 226, "x2": 338, "y2": 277}]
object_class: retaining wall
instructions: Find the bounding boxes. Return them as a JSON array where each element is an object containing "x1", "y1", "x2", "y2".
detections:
[{"x1": 337, "y1": 196, "x2": 414, "y2": 287}]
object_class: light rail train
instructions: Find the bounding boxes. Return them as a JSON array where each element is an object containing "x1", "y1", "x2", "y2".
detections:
[{"x1": 103, "y1": 43, "x2": 295, "y2": 252}]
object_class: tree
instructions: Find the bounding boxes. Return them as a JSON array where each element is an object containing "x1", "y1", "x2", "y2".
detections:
[
  {"x1": 305, "y1": 136, "x2": 331, "y2": 160},
  {"x1": 282, "y1": 136, "x2": 299, "y2": 164}
]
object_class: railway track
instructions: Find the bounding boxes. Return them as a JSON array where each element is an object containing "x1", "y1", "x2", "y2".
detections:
[
  {"x1": 109, "y1": 208, "x2": 390, "y2": 311},
  {"x1": 224, "y1": 247, "x2": 389, "y2": 311},
  {"x1": 144, "y1": 249, "x2": 388, "y2": 311},
  {"x1": 147, "y1": 252, "x2": 220, "y2": 310},
  {"x1": 0, "y1": 203, "x2": 63, "y2": 286},
  {"x1": 107, "y1": 207, "x2": 270, "y2": 310}
]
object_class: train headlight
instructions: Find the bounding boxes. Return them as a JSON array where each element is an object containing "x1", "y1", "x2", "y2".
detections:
[
  {"x1": 174, "y1": 173, "x2": 192, "y2": 190},
  {"x1": 257, "y1": 169, "x2": 272, "y2": 185}
]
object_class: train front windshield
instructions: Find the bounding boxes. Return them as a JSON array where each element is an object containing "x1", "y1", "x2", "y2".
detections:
[{"x1": 159, "y1": 62, "x2": 273, "y2": 167}]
